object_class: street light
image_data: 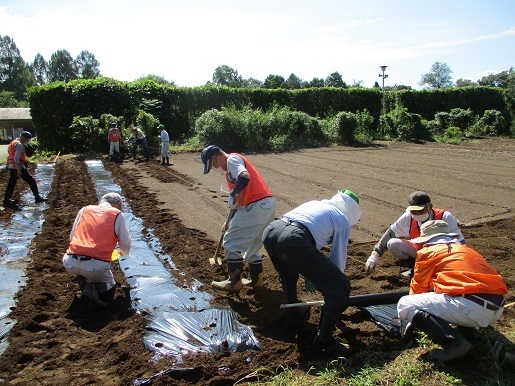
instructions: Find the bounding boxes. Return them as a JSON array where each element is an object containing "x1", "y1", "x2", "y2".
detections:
[{"x1": 378, "y1": 65, "x2": 388, "y2": 116}]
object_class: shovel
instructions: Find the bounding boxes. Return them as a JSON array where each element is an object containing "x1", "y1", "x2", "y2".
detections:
[{"x1": 210, "y1": 209, "x2": 236, "y2": 266}]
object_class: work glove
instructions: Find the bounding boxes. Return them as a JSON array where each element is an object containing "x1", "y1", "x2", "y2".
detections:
[
  {"x1": 365, "y1": 251, "x2": 380, "y2": 273},
  {"x1": 304, "y1": 277, "x2": 317, "y2": 293},
  {"x1": 228, "y1": 193, "x2": 238, "y2": 209}
]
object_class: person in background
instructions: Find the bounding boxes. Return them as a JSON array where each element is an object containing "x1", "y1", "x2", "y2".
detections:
[
  {"x1": 62, "y1": 192, "x2": 132, "y2": 307},
  {"x1": 3, "y1": 131, "x2": 47, "y2": 210},
  {"x1": 262, "y1": 190, "x2": 361, "y2": 355},
  {"x1": 158, "y1": 124, "x2": 171, "y2": 165},
  {"x1": 130, "y1": 126, "x2": 150, "y2": 161},
  {"x1": 397, "y1": 220, "x2": 507, "y2": 362},
  {"x1": 365, "y1": 191, "x2": 465, "y2": 273},
  {"x1": 201, "y1": 145, "x2": 276, "y2": 292},
  {"x1": 108, "y1": 122, "x2": 121, "y2": 161}
]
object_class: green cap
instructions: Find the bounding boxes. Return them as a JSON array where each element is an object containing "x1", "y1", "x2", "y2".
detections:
[{"x1": 340, "y1": 189, "x2": 359, "y2": 204}]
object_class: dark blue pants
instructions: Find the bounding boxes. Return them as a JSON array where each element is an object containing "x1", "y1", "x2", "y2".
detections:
[
  {"x1": 4, "y1": 168, "x2": 40, "y2": 201},
  {"x1": 262, "y1": 219, "x2": 350, "y2": 315}
]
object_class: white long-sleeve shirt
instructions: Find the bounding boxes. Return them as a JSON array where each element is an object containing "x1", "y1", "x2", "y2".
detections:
[{"x1": 283, "y1": 200, "x2": 352, "y2": 273}]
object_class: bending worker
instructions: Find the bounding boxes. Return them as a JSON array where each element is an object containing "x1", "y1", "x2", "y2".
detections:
[
  {"x1": 398, "y1": 220, "x2": 507, "y2": 362},
  {"x1": 201, "y1": 145, "x2": 275, "y2": 292},
  {"x1": 62, "y1": 192, "x2": 132, "y2": 307},
  {"x1": 365, "y1": 191, "x2": 465, "y2": 273},
  {"x1": 262, "y1": 190, "x2": 361, "y2": 354}
]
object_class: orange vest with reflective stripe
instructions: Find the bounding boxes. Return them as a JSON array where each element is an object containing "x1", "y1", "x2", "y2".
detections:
[
  {"x1": 67, "y1": 205, "x2": 120, "y2": 261},
  {"x1": 410, "y1": 243, "x2": 508, "y2": 296},
  {"x1": 7, "y1": 139, "x2": 27, "y2": 165},
  {"x1": 109, "y1": 128, "x2": 120, "y2": 142},
  {"x1": 226, "y1": 153, "x2": 272, "y2": 206},
  {"x1": 409, "y1": 208, "x2": 446, "y2": 239}
]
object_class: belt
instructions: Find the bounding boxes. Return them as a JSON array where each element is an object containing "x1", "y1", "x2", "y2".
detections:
[
  {"x1": 461, "y1": 293, "x2": 505, "y2": 311},
  {"x1": 70, "y1": 254, "x2": 92, "y2": 261},
  {"x1": 280, "y1": 217, "x2": 315, "y2": 245}
]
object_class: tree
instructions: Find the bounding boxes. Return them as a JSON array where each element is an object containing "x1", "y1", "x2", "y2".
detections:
[
  {"x1": 212, "y1": 65, "x2": 243, "y2": 87},
  {"x1": 137, "y1": 74, "x2": 175, "y2": 86},
  {"x1": 283, "y1": 73, "x2": 306, "y2": 89},
  {"x1": 455, "y1": 78, "x2": 476, "y2": 87},
  {"x1": 75, "y1": 50, "x2": 100, "y2": 79},
  {"x1": 242, "y1": 77, "x2": 262, "y2": 88},
  {"x1": 325, "y1": 71, "x2": 346, "y2": 88},
  {"x1": 0, "y1": 35, "x2": 34, "y2": 99},
  {"x1": 263, "y1": 74, "x2": 285, "y2": 89},
  {"x1": 419, "y1": 61, "x2": 453, "y2": 89},
  {"x1": 47, "y1": 49, "x2": 77, "y2": 82},
  {"x1": 31, "y1": 53, "x2": 47, "y2": 86},
  {"x1": 477, "y1": 69, "x2": 512, "y2": 88},
  {"x1": 308, "y1": 77, "x2": 325, "y2": 88}
]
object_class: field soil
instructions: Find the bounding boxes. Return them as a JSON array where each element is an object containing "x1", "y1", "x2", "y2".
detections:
[{"x1": 0, "y1": 138, "x2": 514, "y2": 385}]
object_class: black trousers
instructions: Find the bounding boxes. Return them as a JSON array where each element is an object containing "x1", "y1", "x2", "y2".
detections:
[
  {"x1": 262, "y1": 219, "x2": 350, "y2": 315},
  {"x1": 4, "y1": 168, "x2": 40, "y2": 201},
  {"x1": 132, "y1": 139, "x2": 150, "y2": 157}
]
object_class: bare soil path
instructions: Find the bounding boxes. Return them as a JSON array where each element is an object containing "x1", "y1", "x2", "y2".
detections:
[{"x1": 0, "y1": 138, "x2": 513, "y2": 385}]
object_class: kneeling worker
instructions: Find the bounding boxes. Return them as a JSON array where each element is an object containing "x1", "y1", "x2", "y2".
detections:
[
  {"x1": 62, "y1": 192, "x2": 132, "y2": 307},
  {"x1": 398, "y1": 220, "x2": 507, "y2": 362}
]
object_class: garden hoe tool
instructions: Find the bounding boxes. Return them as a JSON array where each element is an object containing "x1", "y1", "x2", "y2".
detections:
[{"x1": 210, "y1": 208, "x2": 236, "y2": 266}]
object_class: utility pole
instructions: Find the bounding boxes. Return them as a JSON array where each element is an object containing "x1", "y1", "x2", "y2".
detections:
[{"x1": 379, "y1": 66, "x2": 388, "y2": 137}]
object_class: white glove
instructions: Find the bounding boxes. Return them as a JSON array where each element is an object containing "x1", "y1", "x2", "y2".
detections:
[
  {"x1": 228, "y1": 193, "x2": 239, "y2": 209},
  {"x1": 365, "y1": 251, "x2": 380, "y2": 273}
]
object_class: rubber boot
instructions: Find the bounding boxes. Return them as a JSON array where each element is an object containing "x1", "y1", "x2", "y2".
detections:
[
  {"x1": 313, "y1": 308, "x2": 349, "y2": 354},
  {"x1": 211, "y1": 261, "x2": 243, "y2": 292},
  {"x1": 243, "y1": 262, "x2": 263, "y2": 288},
  {"x1": 161, "y1": 158, "x2": 165, "y2": 165},
  {"x1": 166, "y1": 157, "x2": 170, "y2": 165},
  {"x1": 82, "y1": 283, "x2": 107, "y2": 307},
  {"x1": 411, "y1": 310, "x2": 472, "y2": 362}
]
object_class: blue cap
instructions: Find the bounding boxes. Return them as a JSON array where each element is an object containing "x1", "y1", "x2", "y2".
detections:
[
  {"x1": 201, "y1": 145, "x2": 220, "y2": 174},
  {"x1": 21, "y1": 131, "x2": 32, "y2": 139}
]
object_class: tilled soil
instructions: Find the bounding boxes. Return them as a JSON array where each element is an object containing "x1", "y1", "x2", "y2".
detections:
[{"x1": 0, "y1": 139, "x2": 513, "y2": 385}]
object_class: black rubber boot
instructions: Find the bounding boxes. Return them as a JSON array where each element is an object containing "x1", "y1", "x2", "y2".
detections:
[
  {"x1": 161, "y1": 158, "x2": 165, "y2": 165},
  {"x1": 243, "y1": 262, "x2": 263, "y2": 288},
  {"x1": 211, "y1": 261, "x2": 243, "y2": 292},
  {"x1": 411, "y1": 310, "x2": 472, "y2": 362},
  {"x1": 313, "y1": 308, "x2": 349, "y2": 355},
  {"x1": 166, "y1": 157, "x2": 170, "y2": 165}
]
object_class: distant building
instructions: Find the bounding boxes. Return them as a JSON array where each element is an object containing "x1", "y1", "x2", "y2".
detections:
[{"x1": 0, "y1": 108, "x2": 34, "y2": 142}]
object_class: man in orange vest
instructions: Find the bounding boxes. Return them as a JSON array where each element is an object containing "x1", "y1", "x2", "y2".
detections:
[
  {"x1": 201, "y1": 145, "x2": 276, "y2": 292},
  {"x1": 3, "y1": 131, "x2": 47, "y2": 210},
  {"x1": 365, "y1": 191, "x2": 465, "y2": 273},
  {"x1": 108, "y1": 122, "x2": 121, "y2": 161},
  {"x1": 397, "y1": 220, "x2": 507, "y2": 362},
  {"x1": 62, "y1": 192, "x2": 132, "y2": 307}
]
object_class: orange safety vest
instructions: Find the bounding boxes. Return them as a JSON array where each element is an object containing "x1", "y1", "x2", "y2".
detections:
[
  {"x1": 226, "y1": 153, "x2": 273, "y2": 206},
  {"x1": 409, "y1": 208, "x2": 446, "y2": 239},
  {"x1": 67, "y1": 205, "x2": 120, "y2": 261},
  {"x1": 7, "y1": 139, "x2": 27, "y2": 165},
  {"x1": 109, "y1": 128, "x2": 120, "y2": 142},
  {"x1": 410, "y1": 243, "x2": 508, "y2": 296}
]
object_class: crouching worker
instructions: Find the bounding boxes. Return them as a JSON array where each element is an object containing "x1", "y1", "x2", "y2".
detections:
[
  {"x1": 398, "y1": 220, "x2": 507, "y2": 362},
  {"x1": 62, "y1": 193, "x2": 132, "y2": 307},
  {"x1": 262, "y1": 190, "x2": 361, "y2": 354}
]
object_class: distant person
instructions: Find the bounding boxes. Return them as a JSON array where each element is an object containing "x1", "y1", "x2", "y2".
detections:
[
  {"x1": 398, "y1": 220, "x2": 507, "y2": 362},
  {"x1": 262, "y1": 190, "x2": 361, "y2": 354},
  {"x1": 108, "y1": 122, "x2": 121, "y2": 161},
  {"x1": 201, "y1": 145, "x2": 275, "y2": 292},
  {"x1": 158, "y1": 124, "x2": 171, "y2": 165},
  {"x1": 130, "y1": 126, "x2": 150, "y2": 161},
  {"x1": 62, "y1": 192, "x2": 132, "y2": 307},
  {"x1": 3, "y1": 131, "x2": 47, "y2": 210},
  {"x1": 365, "y1": 191, "x2": 465, "y2": 273}
]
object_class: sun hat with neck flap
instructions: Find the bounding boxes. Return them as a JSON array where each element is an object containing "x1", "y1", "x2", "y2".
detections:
[{"x1": 411, "y1": 220, "x2": 460, "y2": 243}]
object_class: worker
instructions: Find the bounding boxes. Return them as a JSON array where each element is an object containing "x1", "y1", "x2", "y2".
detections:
[
  {"x1": 158, "y1": 124, "x2": 171, "y2": 165},
  {"x1": 62, "y1": 192, "x2": 132, "y2": 307},
  {"x1": 365, "y1": 191, "x2": 465, "y2": 273},
  {"x1": 130, "y1": 126, "x2": 150, "y2": 161},
  {"x1": 201, "y1": 145, "x2": 275, "y2": 292},
  {"x1": 3, "y1": 131, "x2": 47, "y2": 210},
  {"x1": 398, "y1": 220, "x2": 507, "y2": 362},
  {"x1": 108, "y1": 122, "x2": 121, "y2": 161},
  {"x1": 262, "y1": 190, "x2": 361, "y2": 354}
]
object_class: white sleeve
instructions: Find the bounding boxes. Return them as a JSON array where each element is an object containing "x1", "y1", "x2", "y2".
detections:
[
  {"x1": 442, "y1": 212, "x2": 465, "y2": 242},
  {"x1": 389, "y1": 211, "x2": 412, "y2": 238},
  {"x1": 115, "y1": 213, "x2": 132, "y2": 255},
  {"x1": 227, "y1": 155, "x2": 247, "y2": 182}
]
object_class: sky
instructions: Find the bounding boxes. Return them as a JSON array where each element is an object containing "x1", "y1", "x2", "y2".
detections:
[{"x1": 1, "y1": 0, "x2": 514, "y2": 89}]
